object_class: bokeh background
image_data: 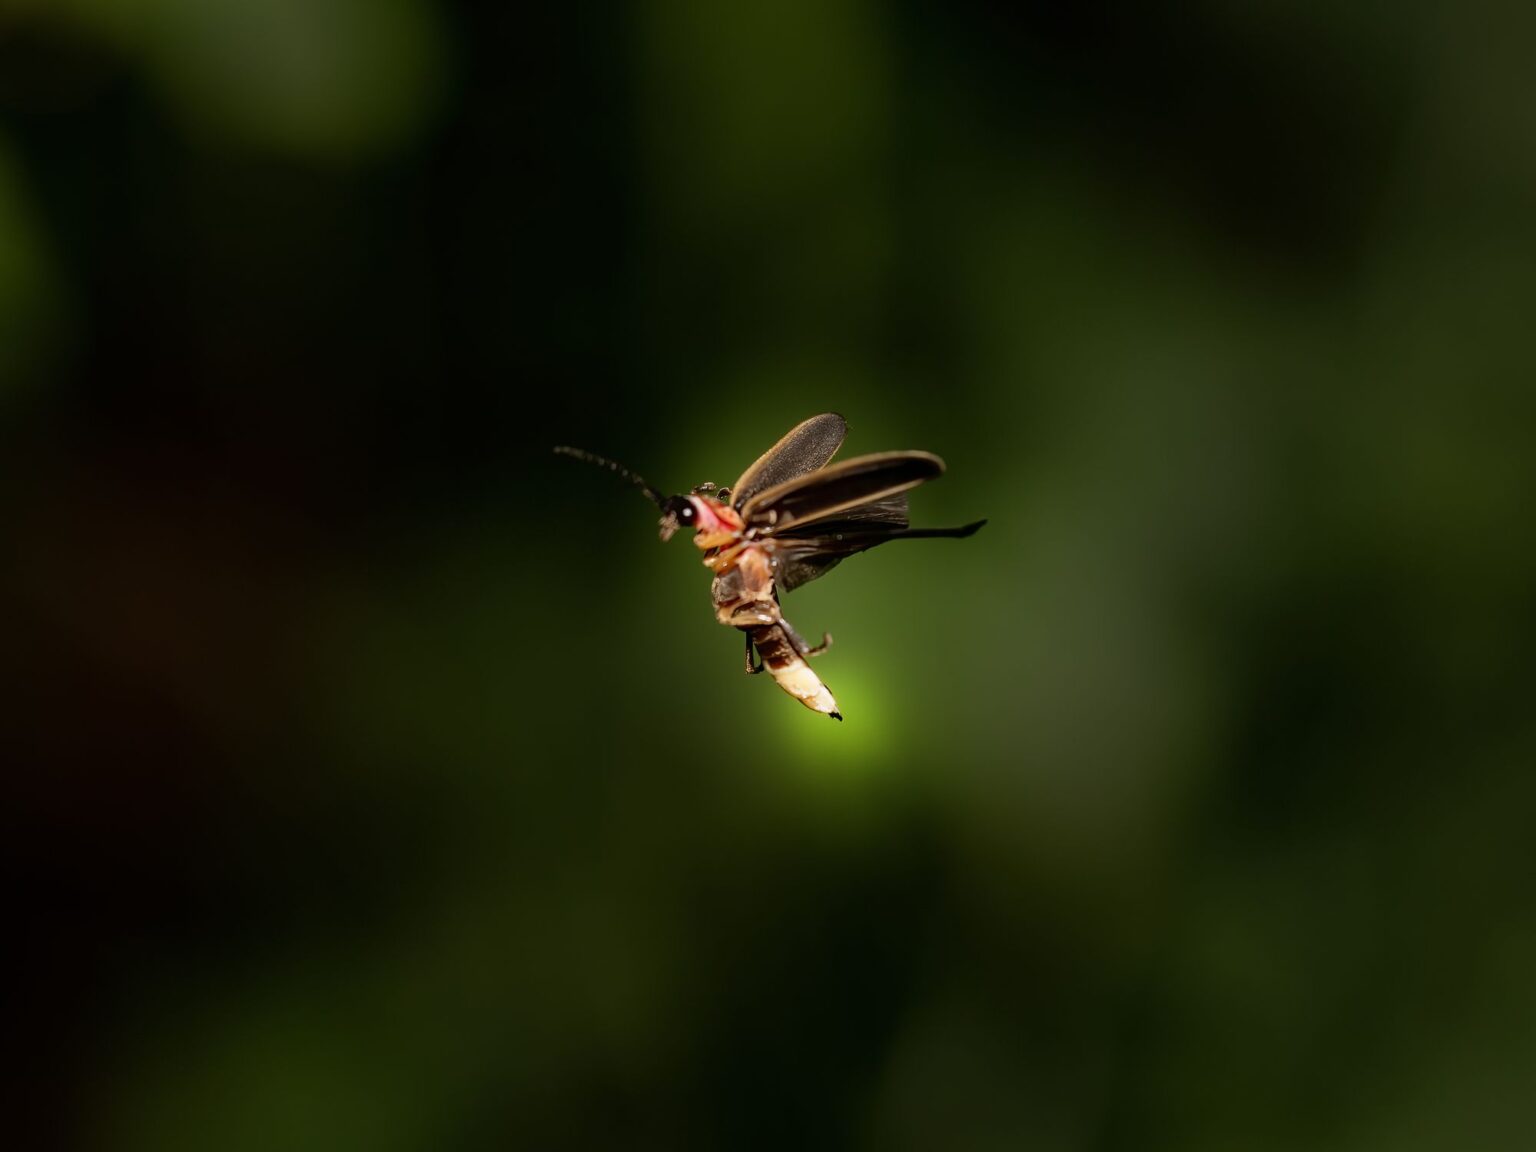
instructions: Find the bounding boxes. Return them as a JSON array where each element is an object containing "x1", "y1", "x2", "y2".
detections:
[{"x1": 6, "y1": 2, "x2": 1535, "y2": 1149}]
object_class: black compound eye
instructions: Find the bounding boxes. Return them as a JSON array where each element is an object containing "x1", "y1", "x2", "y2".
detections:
[{"x1": 664, "y1": 496, "x2": 695, "y2": 523}]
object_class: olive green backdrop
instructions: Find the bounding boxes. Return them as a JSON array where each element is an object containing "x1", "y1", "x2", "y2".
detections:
[{"x1": 5, "y1": 2, "x2": 1533, "y2": 1149}]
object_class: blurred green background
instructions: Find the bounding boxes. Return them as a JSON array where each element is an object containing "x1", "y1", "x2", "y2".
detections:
[{"x1": 5, "y1": 2, "x2": 1535, "y2": 1149}]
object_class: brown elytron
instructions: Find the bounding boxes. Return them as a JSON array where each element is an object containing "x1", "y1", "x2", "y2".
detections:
[{"x1": 556, "y1": 414, "x2": 985, "y2": 719}]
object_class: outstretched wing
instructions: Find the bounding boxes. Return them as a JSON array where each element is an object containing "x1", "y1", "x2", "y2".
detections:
[
  {"x1": 730, "y1": 413, "x2": 847, "y2": 509},
  {"x1": 772, "y1": 517, "x2": 987, "y2": 593},
  {"x1": 741, "y1": 451, "x2": 944, "y2": 535},
  {"x1": 773, "y1": 533, "x2": 888, "y2": 593}
]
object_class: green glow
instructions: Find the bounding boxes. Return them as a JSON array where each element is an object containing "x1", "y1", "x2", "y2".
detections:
[{"x1": 774, "y1": 651, "x2": 904, "y2": 784}]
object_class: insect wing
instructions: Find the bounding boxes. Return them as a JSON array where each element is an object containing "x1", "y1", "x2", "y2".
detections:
[
  {"x1": 773, "y1": 531, "x2": 893, "y2": 592},
  {"x1": 742, "y1": 451, "x2": 944, "y2": 535},
  {"x1": 730, "y1": 413, "x2": 847, "y2": 509},
  {"x1": 801, "y1": 491, "x2": 911, "y2": 531},
  {"x1": 772, "y1": 515, "x2": 987, "y2": 592}
]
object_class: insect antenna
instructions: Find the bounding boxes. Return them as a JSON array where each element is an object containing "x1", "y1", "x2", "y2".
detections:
[{"x1": 553, "y1": 445, "x2": 665, "y2": 507}]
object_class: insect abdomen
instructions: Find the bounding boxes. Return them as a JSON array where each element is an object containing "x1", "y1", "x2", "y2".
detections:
[{"x1": 749, "y1": 624, "x2": 842, "y2": 720}]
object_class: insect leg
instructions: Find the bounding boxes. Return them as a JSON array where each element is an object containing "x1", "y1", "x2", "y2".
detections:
[
  {"x1": 744, "y1": 631, "x2": 764, "y2": 675},
  {"x1": 780, "y1": 616, "x2": 833, "y2": 659}
]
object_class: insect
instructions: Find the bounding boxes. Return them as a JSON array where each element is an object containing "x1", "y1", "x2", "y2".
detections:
[{"x1": 555, "y1": 413, "x2": 985, "y2": 720}]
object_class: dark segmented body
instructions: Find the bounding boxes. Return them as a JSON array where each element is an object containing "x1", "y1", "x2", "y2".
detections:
[
  {"x1": 747, "y1": 622, "x2": 840, "y2": 719},
  {"x1": 710, "y1": 545, "x2": 841, "y2": 719}
]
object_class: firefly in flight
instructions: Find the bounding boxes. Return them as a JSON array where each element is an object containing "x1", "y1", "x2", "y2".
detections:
[{"x1": 556, "y1": 413, "x2": 984, "y2": 719}]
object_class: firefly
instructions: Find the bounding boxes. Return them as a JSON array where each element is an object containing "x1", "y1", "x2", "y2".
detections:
[{"x1": 555, "y1": 413, "x2": 985, "y2": 720}]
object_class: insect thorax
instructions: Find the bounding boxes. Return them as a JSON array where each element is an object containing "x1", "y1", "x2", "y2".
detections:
[{"x1": 710, "y1": 545, "x2": 778, "y2": 628}]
